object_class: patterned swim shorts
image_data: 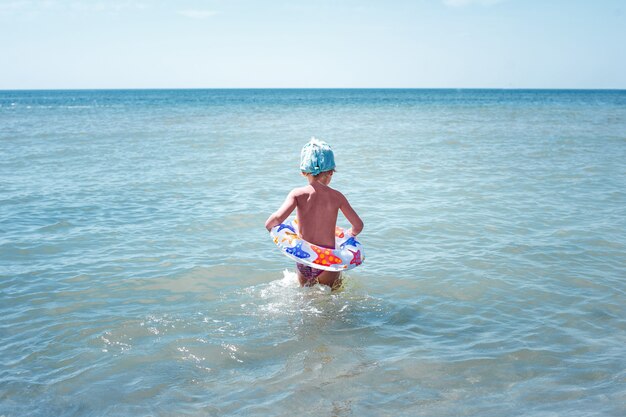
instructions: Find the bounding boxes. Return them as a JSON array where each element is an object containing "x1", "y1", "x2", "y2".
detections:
[{"x1": 296, "y1": 263, "x2": 324, "y2": 285}]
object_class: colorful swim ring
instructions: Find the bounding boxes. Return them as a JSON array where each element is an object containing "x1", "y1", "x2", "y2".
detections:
[{"x1": 270, "y1": 218, "x2": 364, "y2": 272}]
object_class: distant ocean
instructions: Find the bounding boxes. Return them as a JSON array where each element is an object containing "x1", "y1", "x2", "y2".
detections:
[{"x1": 1, "y1": 89, "x2": 625, "y2": 416}]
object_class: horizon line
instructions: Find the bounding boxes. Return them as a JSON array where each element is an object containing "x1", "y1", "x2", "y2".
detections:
[{"x1": 1, "y1": 87, "x2": 625, "y2": 92}]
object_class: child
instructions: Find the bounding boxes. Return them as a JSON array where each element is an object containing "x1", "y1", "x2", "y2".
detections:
[{"x1": 265, "y1": 138, "x2": 363, "y2": 289}]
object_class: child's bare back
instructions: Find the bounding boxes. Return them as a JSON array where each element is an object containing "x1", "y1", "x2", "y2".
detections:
[
  {"x1": 265, "y1": 138, "x2": 363, "y2": 289},
  {"x1": 293, "y1": 182, "x2": 342, "y2": 248}
]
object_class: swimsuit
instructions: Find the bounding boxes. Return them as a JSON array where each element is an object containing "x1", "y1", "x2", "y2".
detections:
[{"x1": 296, "y1": 263, "x2": 324, "y2": 285}]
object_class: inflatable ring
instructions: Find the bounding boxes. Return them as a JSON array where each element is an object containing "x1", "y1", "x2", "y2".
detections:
[{"x1": 270, "y1": 218, "x2": 364, "y2": 272}]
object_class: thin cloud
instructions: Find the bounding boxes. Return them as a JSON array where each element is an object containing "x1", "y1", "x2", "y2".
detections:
[
  {"x1": 0, "y1": 0, "x2": 149, "y2": 13},
  {"x1": 442, "y1": 0, "x2": 507, "y2": 7},
  {"x1": 0, "y1": 1, "x2": 34, "y2": 12},
  {"x1": 71, "y1": 2, "x2": 149, "y2": 13},
  {"x1": 177, "y1": 9, "x2": 217, "y2": 19}
]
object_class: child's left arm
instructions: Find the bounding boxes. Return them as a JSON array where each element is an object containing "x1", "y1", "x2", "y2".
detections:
[{"x1": 265, "y1": 190, "x2": 297, "y2": 231}]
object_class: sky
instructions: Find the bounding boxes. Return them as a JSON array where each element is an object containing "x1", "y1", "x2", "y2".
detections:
[{"x1": 1, "y1": 0, "x2": 625, "y2": 89}]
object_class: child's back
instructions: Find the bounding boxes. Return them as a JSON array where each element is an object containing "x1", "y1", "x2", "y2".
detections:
[
  {"x1": 293, "y1": 181, "x2": 356, "y2": 249},
  {"x1": 265, "y1": 138, "x2": 363, "y2": 289}
]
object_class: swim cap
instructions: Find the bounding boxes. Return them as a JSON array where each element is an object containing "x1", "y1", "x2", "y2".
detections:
[{"x1": 300, "y1": 137, "x2": 336, "y2": 176}]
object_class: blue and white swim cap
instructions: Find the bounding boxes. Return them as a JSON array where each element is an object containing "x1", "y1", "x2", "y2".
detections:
[{"x1": 300, "y1": 137, "x2": 336, "y2": 176}]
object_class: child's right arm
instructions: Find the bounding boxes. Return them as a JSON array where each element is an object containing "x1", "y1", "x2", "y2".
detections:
[{"x1": 339, "y1": 194, "x2": 363, "y2": 236}]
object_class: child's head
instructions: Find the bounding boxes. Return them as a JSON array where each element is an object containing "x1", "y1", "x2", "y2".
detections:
[{"x1": 300, "y1": 137, "x2": 336, "y2": 177}]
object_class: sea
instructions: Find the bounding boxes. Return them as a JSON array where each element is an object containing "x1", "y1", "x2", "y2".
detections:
[{"x1": 1, "y1": 89, "x2": 625, "y2": 417}]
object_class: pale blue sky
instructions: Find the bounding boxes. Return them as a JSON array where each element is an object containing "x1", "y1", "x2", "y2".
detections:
[{"x1": 1, "y1": 0, "x2": 624, "y2": 89}]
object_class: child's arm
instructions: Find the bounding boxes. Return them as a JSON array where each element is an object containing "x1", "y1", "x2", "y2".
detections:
[
  {"x1": 339, "y1": 194, "x2": 363, "y2": 236},
  {"x1": 265, "y1": 190, "x2": 297, "y2": 231}
]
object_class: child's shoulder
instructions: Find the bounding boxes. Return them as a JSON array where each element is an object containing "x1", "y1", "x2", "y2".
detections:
[
  {"x1": 289, "y1": 185, "x2": 344, "y2": 199},
  {"x1": 319, "y1": 185, "x2": 347, "y2": 203},
  {"x1": 289, "y1": 185, "x2": 313, "y2": 196}
]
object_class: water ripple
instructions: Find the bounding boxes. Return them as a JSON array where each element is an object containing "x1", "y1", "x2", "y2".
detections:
[{"x1": 1, "y1": 89, "x2": 625, "y2": 417}]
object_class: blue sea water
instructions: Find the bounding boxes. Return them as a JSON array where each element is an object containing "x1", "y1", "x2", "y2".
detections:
[{"x1": 1, "y1": 89, "x2": 625, "y2": 416}]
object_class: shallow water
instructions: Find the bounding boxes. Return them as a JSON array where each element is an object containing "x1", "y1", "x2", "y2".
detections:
[{"x1": 1, "y1": 89, "x2": 625, "y2": 416}]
